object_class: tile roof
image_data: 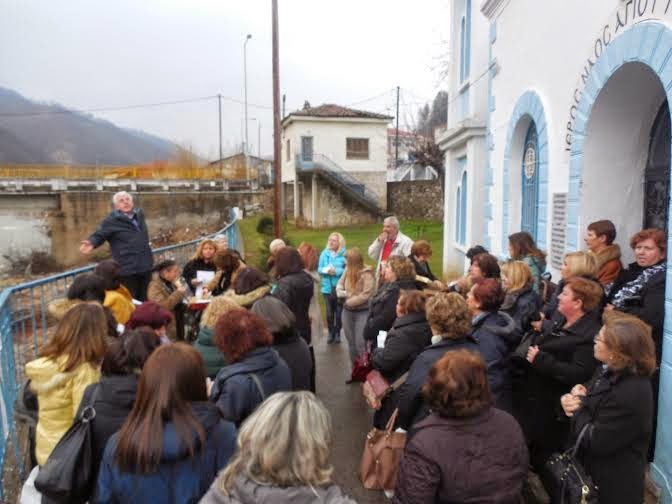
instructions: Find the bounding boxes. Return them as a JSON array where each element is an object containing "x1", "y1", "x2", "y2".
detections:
[{"x1": 286, "y1": 103, "x2": 393, "y2": 121}]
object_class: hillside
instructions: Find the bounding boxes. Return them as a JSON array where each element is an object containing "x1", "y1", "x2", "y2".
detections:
[{"x1": 0, "y1": 87, "x2": 177, "y2": 165}]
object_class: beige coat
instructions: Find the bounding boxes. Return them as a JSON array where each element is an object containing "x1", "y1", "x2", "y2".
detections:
[
  {"x1": 147, "y1": 277, "x2": 185, "y2": 340},
  {"x1": 336, "y1": 266, "x2": 375, "y2": 310}
]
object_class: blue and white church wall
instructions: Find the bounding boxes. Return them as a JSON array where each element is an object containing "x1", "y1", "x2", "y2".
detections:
[{"x1": 478, "y1": 0, "x2": 672, "y2": 498}]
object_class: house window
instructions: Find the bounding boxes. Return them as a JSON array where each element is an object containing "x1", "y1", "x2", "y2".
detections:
[
  {"x1": 455, "y1": 157, "x2": 468, "y2": 245},
  {"x1": 346, "y1": 138, "x2": 370, "y2": 160},
  {"x1": 459, "y1": 0, "x2": 471, "y2": 83},
  {"x1": 286, "y1": 139, "x2": 291, "y2": 162}
]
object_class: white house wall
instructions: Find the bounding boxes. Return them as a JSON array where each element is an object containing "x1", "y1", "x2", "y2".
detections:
[{"x1": 281, "y1": 119, "x2": 389, "y2": 183}]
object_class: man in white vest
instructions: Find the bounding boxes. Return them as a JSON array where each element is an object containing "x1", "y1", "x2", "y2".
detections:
[{"x1": 368, "y1": 215, "x2": 414, "y2": 285}]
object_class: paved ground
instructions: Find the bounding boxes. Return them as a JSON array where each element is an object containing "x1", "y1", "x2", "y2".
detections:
[{"x1": 314, "y1": 334, "x2": 387, "y2": 504}]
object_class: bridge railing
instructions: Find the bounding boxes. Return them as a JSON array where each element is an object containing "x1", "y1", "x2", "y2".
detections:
[{"x1": 0, "y1": 208, "x2": 241, "y2": 499}]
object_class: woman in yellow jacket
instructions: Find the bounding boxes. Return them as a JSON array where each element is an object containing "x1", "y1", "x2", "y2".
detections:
[
  {"x1": 21, "y1": 303, "x2": 107, "y2": 499},
  {"x1": 94, "y1": 259, "x2": 135, "y2": 325}
]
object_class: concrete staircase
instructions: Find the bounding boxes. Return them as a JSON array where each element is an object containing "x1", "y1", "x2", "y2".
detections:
[{"x1": 295, "y1": 153, "x2": 384, "y2": 216}]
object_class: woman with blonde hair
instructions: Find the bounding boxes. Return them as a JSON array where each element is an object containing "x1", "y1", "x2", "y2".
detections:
[
  {"x1": 21, "y1": 304, "x2": 107, "y2": 501},
  {"x1": 318, "y1": 233, "x2": 347, "y2": 343},
  {"x1": 500, "y1": 260, "x2": 542, "y2": 338},
  {"x1": 200, "y1": 391, "x2": 356, "y2": 504},
  {"x1": 183, "y1": 239, "x2": 218, "y2": 295},
  {"x1": 336, "y1": 247, "x2": 375, "y2": 371},
  {"x1": 194, "y1": 296, "x2": 244, "y2": 378},
  {"x1": 534, "y1": 251, "x2": 601, "y2": 336},
  {"x1": 395, "y1": 292, "x2": 479, "y2": 429}
]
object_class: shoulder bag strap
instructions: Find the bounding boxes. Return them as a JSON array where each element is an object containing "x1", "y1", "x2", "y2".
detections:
[
  {"x1": 249, "y1": 373, "x2": 266, "y2": 401},
  {"x1": 390, "y1": 371, "x2": 409, "y2": 391},
  {"x1": 570, "y1": 422, "x2": 591, "y2": 458}
]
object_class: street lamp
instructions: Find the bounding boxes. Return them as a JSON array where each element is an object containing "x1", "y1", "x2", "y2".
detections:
[{"x1": 244, "y1": 33, "x2": 252, "y2": 180}]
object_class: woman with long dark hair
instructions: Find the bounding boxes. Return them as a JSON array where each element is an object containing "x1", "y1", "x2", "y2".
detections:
[
  {"x1": 508, "y1": 231, "x2": 547, "y2": 293},
  {"x1": 272, "y1": 247, "x2": 315, "y2": 390},
  {"x1": 95, "y1": 343, "x2": 237, "y2": 503}
]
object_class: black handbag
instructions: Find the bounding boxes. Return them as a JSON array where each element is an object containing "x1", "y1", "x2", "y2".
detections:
[
  {"x1": 544, "y1": 423, "x2": 599, "y2": 504},
  {"x1": 513, "y1": 330, "x2": 536, "y2": 362},
  {"x1": 34, "y1": 384, "x2": 100, "y2": 503}
]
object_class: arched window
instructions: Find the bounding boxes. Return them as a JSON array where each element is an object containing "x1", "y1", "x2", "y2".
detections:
[
  {"x1": 455, "y1": 157, "x2": 468, "y2": 245},
  {"x1": 459, "y1": 0, "x2": 471, "y2": 83},
  {"x1": 521, "y1": 122, "x2": 539, "y2": 238}
]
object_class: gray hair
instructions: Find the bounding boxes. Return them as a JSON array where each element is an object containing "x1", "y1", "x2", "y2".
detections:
[
  {"x1": 214, "y1": 234, "x2": 228, "y2": 243},
  {"x1": 269, "y1": 238, "x2": 286, "y2": 254},
  {"x1": 250, "y1": 296, "x2": 295, "y2": 334},
  {"x1": 383, "y1": 216, "x2": 400, "y2": 229},
  {"x1": 112, "y1": 191, "x2": 133, "y2": 205},
  {"x1": 216, "y1": 391, "x2": 333, "y2": 492}
]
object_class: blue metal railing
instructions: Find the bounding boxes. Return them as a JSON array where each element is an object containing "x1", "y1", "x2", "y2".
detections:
[
  {"x1": 295, "y1": 153, "x2": 383, "y2": 213},
  {"x1": 0, "y1": 209, "x2": 241, "y2": 498}
]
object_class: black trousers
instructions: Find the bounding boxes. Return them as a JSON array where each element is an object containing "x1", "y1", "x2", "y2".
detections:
[{"x1": 120, "y1": 271, "x2": 152, "y2": 301}]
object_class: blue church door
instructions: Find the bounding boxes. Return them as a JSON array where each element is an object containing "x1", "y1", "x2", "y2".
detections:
[
  {"x1": 644, "y1": 100, "x2": 670, "y2": 230},
  {"x1": 521, "y1": 122, "x2": 539, "y2": 239}
]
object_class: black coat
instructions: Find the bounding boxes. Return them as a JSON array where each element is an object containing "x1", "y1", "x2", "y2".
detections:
[
  {"x1": 470, "y1": 311, "x2": 517, "y2": 412},
  {"x1": 273, "y1": 271, "x2": 314, "y2": 343},
  {"x1": 501, "y1": 285, "x2": 542, "y2": 341},
  {"x1": 363, "y1": 278, "x2": 417, "y2": 343},
  {"x1": 608, "y1": 261, "x2": 665, "y2": 363},
  {"x1": 571, "y1": 368, "x2": 653, "y2": 504},
  {"x1": 409, "y1": 255, "x2": 437, "y2": 287},
  {"x1": 371, "y1": 312, "x2": 433, "y2": 429},
  {"x1": 78, "y1": 374, "x2": 138, "y2": 483},
  {"x1": 88, "y1": 209, "x2": 153, "y2": 275},
  {"x1": 273, "y1": 329, "x2": 313, "y2": 391},
  {"x1": 513, "y1": 311, "x2": 601, "y2": 463},
  {"x1": 182, "y1": 258, "x2": 217, "y2": 295},
  {"x1": 396, "y1": 336, "x2": 480, "y2": 429}
]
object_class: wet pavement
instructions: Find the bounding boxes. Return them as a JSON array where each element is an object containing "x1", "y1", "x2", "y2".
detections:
[{"x1": 314, "y1": 334, "x2": 387, "y2": 504}]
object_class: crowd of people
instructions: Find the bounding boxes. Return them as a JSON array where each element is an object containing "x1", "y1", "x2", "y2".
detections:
[{"x1": 18, "y1": 192, "x2": 665, "y2": 503}]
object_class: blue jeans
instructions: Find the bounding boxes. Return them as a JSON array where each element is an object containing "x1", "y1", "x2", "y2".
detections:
[{"x1": 323, "y1": 292, "x2": 343, "y2": 341}]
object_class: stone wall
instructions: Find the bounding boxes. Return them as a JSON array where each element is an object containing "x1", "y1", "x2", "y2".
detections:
[
  {"x1": 387, "y1": 180, "x2": 444, "y2": 221},
  {"x1": 300, "y1": 176, "x2": 379, "y2": 227},
  {"x1": 0, "y1": 189, "x2": 273, "y2": 274},
  {"x1": 348, "y1": 171, "x2": 387, "y2": 210}
]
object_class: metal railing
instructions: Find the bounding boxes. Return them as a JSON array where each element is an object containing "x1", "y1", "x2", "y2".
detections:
[
  {"x1": 0, "y1": 209, "x2": 241, "y2": 498},
  {"x1": 295, "y1": 153, "x2": 383, "y2": 214}
]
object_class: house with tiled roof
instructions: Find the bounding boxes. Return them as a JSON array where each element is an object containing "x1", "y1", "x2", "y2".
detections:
[{"x1": 281, "y1": 102, "x2": 392, "y2": 226}]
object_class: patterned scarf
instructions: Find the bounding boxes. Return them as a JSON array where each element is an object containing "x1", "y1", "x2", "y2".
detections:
[{"x1": 611, "y1": 262, "x2": 665, "y2": 308}]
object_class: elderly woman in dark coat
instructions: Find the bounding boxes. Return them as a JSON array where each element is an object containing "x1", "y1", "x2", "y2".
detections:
[
  {"x1": 466, "y1": 278, "x2": 517, "y2": 412},
  {"x1": 517, "y1": 276, "x2": 603, "y2": 472},
  {"x1": 395, "y1": 292, "x2": 479, "y2": 429},
  {"x1": 561, "y1": 311, "x2": 655, "y2": 504},
  {"x1": 363, "y1": 256, "x2": 417, "y2": 345},
  {"x1": 370, "y1": 290, "x2": 432, "y2": 428},
  {"x1": 607, "y1": 228, "x2": 666, "y2": 459},
  {"x1": 394, "y1": 350, "x2": 528, "y2": 504}
]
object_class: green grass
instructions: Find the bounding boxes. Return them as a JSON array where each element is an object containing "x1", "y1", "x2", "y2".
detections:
[{"x1": 239, "y1": 215, "x2": 444, "y2": 278}]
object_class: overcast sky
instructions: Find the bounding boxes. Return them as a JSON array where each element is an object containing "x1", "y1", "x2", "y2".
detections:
[{"x1": 0, "y1": 0, "x2": 450, "y2": 160}]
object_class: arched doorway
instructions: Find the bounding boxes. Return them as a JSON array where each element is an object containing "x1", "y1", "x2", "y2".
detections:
[
  {"x1": 580, "y1": 61, "x2": 667, "y2": 263},
  {"x1": 645, "y1": 100, "x2": 671, "y2": 230},
  {"x1": 521, "y1": 122, "x2": 539, "y2": 238}
]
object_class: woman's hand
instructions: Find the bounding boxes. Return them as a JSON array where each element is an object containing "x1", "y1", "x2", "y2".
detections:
[
  {"x1": 206, "y1": 378, "x2": 213, "y2": 397},
  {"x1": 561, "y1": 393, "x2": 583, "y2": 417},
  {"x1": 570, "y1": 384, "x2": 587, "y2": 397},
  {"x1": 526, "y1": 345, "x2": 540, "y2": 363},
  {"x1": 201, "y1": 287, "x2": 210, "y2": 298},
  {"x1": 191, "y1": 278, "x2": 201, "y2": 286}
]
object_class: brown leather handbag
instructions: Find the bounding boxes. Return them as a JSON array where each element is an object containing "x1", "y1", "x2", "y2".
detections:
[{"x1": 359, "y1": 408, "x2": 406, "y2": 490}]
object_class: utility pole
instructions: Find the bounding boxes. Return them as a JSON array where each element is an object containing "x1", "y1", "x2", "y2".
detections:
[
  {"x1": 395, "y1": 86, "x2": 400, "y2": 168},
  {"x1": 272, "y1": 0, "x2": 282, "y2": 238},
  {"x1": 244, "y1": 34, "x2": 252, "y2": 180},
  {"x1": 218, "y1": 94, "x2": 223, "y2": 175}
]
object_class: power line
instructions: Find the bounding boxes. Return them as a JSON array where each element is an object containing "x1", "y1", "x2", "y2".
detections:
[{"x1": 0, "y1": 93, "x2": 275, "y2": 118}]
